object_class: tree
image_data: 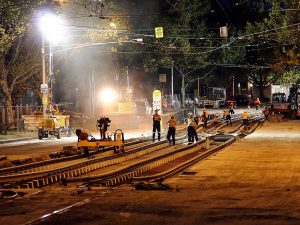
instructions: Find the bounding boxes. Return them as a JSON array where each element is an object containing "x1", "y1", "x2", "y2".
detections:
[
  {"x1": 128, "y1": 0, "x2": 213, "y2": 105},
  {"x1": 245, "y1": 0, "x2": 300, "y2": 97},
  {"x1": 0, "y1": 1, "x2": 59, "y2": 131}
]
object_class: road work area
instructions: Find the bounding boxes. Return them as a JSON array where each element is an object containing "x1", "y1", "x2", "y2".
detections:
[{"x1": 1, "y1": 120, "x2": 300, "y2": 225}]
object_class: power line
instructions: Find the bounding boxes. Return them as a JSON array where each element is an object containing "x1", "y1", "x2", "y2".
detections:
[{"x1": 215, "y1": 0, "x2": 237, "y2": 33}]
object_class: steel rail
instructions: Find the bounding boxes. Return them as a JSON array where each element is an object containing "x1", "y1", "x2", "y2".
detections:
[
  {"x1": 0, "y1": 113, "x2": 264, "y2": 189},
  {"x1": 0, "y1": 139, "x2": 147, "y2": 176},
  {"x1": 76, "y1": 115, "x2": 265, "y2": 187}
]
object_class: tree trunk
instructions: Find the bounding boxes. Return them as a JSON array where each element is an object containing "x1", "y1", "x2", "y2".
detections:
[
  {"x1": 0, "y1": 81, "x2": 13, "y2": 129},
  {"x1": 181, "y1": 75, "x2": 185, "y2": 107}
]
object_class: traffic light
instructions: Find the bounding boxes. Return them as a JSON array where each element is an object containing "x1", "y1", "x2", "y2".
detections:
[{"x1": 200, "y1": 84, "x2": 207, "y2": 97}]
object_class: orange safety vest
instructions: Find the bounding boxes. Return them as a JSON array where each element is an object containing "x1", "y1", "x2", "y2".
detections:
[
  {"x1": 153, "y1": 113, "x2": 161, "y2": 122},
  {"x1": 198, "y1": 116, "x2": 203, "y2": 123},
  {"x1": 223, "y1": 110, "x2": 229, "y2": 116},
  {"x1": 168, "y1": 118, "x2": 177, "y2": 128},
  {"x1": 188, "y1": 120, "x2": 198, "y2": 129},
  {"x1": 254, "y1": 99, "x2": 261, "y2": 105},
  {"x1": 242, "y1": 112, "x2": 249, "y2": 119},
  {"x1": 203, "y1": 111, "x2": 209, "y2": 118}
]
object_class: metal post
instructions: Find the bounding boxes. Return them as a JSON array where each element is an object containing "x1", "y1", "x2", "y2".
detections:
[
  {"x1": 232, "y1": 75, "x2": 235, "y2": 96},
  {"x1": 206, "y1": 136, "x2": 209, "y2": 149},
  {"x1": 49, "y1": 40, "x2": 53, "y2": 115},
  {"x1": 126, "y1": 66, "x2": 129, "y2": 88},
  {"x1": 171, "y1": 61, "x2": 174, "y2": 107},
  {"x1": 197, "y1": 78, "x2": 200, "y2": 97},
  {"x1": 42, "y1": 32, "x2": 47, "y2": 117},
  {"x1": 16, "y1": 105, "x2": 19, "y2": 132},
  {"x1": 92, "y1": 70, "x2": 95, "y2": 118}
]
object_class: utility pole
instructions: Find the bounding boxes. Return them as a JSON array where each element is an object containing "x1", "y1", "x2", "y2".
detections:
[
  {"x1": 171, "y1": 61, "x2": 174, "y2": 107},
  {"x1": 197, "y1": 78, "x2": 200, "y2": 97},
  {"x1": 49, "y1": 40, "x2": 53, "y2": 115},
  {"x1": 41, "y1": 32, "x2": 47, "y2": 117},
  {"x1": 232, "y1": 75, "x2": 235, "y2": 96},
  {"x1": 126, "y1": 66, "x2": 130, "y2": 89}
]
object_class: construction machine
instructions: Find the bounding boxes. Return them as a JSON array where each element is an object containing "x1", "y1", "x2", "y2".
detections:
[
  {"x1": 75, "y1": 117, "x2": 124, "y2": 155},
  {"x1": 38, "y1": 114, "x2": 72, "y2": 140},
  {"x1": 271, "y1": 84, "x2": 300, "y2": 118}
]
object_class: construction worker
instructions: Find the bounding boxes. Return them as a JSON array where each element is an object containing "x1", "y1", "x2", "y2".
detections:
[
  {"x1": 152, "y1": 109, "x2": 161, "y2": 142},
  {"x1": 229, "y1": 102, "x2": 235, "y2": 114},
  {"x1": 202, "y1": 109, "x2": 209, "y2": 128},
  {"x1": 187, "y1": 114, "x2": 198, "y2": 144},
  {"x1": 242, "y1": 110, "x2": 250, "y2": 129},
  {"x1": 223, "y1": 109, "x2": 232, "y2": 126},
  {"x1": 167, "y1": 116, "x2": 176, "y2": 146},
  {"x1": 254, "y1": 97, "x2": 261, "y2": 110}
]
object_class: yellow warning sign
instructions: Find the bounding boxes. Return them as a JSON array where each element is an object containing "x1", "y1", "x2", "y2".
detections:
[
  {"x1": 42, "y1": 96, "x2": 48, "y2": 105},
  {"x1": 153, "y1": 90, "x2": 161, "y2": 113},
  {"x1": 155, "y1": 27, "x2": 163, "y2": 38}
]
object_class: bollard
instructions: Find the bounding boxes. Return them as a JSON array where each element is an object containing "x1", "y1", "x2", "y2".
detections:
[
  {"x1": 206, "y1": 136, "x2": 209, "y2": 149},
  {"x1": 16, "y1": 105, "x2": 20, "y2": 132}
]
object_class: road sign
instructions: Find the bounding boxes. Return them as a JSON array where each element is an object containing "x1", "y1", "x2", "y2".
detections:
[
  {"x1": 155, "y1": 27, "x2": 163, "y2": 38},
  {"x1": 41, "y1": 84, "x2": 48, "y2": 94},
  {"x1": 159, "y1": 74, "x2": 166, "y2": 82},
  {"x1": 153, "y1": 90, "x2": 161, "y2": 114},
  {"x1": 220, "y1": 26, "x2": 228, "y2": 38}
]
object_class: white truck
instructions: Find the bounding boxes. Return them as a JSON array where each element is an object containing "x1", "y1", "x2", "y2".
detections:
[{"x1": 196, "y1": 87, "x2": 226, "y2": 108}]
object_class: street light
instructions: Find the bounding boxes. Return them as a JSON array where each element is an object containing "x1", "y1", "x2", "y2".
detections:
[
  {"x1": 249, "y1": 83, "x2": 253, "y2": 99},
  {"x1": 40, "y1": 13, "x2": 64, "y2": 116}
]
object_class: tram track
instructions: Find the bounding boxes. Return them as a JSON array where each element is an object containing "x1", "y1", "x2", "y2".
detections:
[
  {"x1": 0, "y1": 127, "x2": 193, "y2": 188},
  {"x1": 66, "y1": 113, "x2": 264, "y2": 187},
  {"x1": 0, "y1": 123, "x2": 196, "y2": 178},
  {"x1": 0, "y1": 112, "x2": 265, "y2": 189}
]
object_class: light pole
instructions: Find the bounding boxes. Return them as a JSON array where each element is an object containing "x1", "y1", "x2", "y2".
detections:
[
  {"x1": 171, "y1": 61, "x2": 174, "y2": 107},
  {"x1": 40, "y1": 14, "x2": 64, "y2": 116},
  {"x1": 250, "y1": 83, "x2": 253, "y2": 99},
  {"x1": 41, "y1": 30, "x2": 47, "y2": 117}
]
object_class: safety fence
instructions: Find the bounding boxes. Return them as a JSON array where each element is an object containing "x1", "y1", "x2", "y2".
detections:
[{"x1": 0, "y1": 103, "x2": 193, "y2": 133}]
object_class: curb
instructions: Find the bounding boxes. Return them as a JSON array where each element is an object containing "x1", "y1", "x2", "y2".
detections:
[{"x1": 0, "y1": 137, "x2": 36, "y2": 144}]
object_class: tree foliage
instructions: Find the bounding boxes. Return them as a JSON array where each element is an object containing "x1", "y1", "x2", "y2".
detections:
[
  {"x1": 245, "y1": 0, "x2": 300, "y2": 82},
  {"x1": 0, "y1": 0, "x2": 54, "y2": 129}
]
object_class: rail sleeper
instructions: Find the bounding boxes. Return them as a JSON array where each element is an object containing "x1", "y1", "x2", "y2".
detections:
[{"x1": 33, "y1": 180, "x2": 40, "y2": 188}]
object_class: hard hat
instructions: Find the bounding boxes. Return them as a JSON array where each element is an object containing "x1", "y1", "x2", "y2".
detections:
[{"x1": 188, "y1": 112, "x2": 193, "y2": 115}]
